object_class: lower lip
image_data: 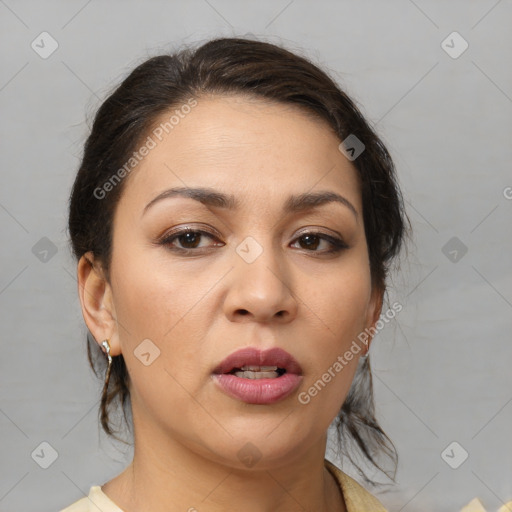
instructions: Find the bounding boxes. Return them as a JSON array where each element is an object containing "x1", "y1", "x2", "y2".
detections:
[{"x1": 212, "y1": 373, "x2": 303, "y2": 404}]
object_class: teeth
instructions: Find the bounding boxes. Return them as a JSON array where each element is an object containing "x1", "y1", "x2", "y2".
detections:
[
  {"x1": 234, "y1": 370, "x2": 279, "y2": 379},
  {"x1": 228, "y1": 365, "x2": 284, "y2": 379},
  {"x1": 240, "y1": 365, "x2": 278, "y2": 371}
]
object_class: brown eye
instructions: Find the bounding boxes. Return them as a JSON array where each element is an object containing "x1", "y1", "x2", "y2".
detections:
[
  {"x1": 160, "y1": 228, "x2": 223, "y2": 253},
  {"x1": 291, "y1": 232, "x2": 348, "y2": 254}
]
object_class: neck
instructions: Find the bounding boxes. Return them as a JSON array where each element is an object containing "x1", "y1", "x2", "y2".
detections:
[{"x1": 102, "y1": 421, "x2": 346, "y2": 512}]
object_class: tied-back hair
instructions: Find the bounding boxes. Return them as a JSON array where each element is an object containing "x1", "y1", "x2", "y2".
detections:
[{"x1": 68, "y1": 37, "x2": 408, "y2": 484}]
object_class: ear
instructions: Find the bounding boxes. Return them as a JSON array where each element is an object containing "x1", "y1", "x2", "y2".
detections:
[
  {"x1": 77, "y1": 251, "x2": 122, "y2": 356},
  {"x1": 364, "y1": 286, "x2": 384, "y2": 354}
]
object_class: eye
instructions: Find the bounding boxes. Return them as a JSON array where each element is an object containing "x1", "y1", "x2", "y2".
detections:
[
  {"x1": 291, "y1": 231, "x2": 348, "y2": 254},
  {"x1": 159, "y1": 227, "x2": 223, "y2": 252},
  {"x1": 158, "y1": 227, "x2": 348, "y2": 255}
]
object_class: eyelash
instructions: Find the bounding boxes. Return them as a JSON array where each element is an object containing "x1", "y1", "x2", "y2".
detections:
[{"x1": 158, "y1": 227, "x2": 348, "y2": 255}]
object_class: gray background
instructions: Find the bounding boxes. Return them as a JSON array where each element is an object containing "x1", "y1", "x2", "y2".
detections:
[{"x1": 1, "y1": 1, "x2": 511, "y2": 511}]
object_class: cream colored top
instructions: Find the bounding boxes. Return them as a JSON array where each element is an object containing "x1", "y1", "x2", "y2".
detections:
[
  {"x1": 461, "y1": 498, "x2": 512, "y2": 512},
  {"x1": 60, "y1": 459, "x2": 387, "y2": 511}
]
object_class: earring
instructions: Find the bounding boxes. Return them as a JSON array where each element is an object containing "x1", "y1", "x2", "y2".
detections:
[
  {"x1": 101, "y1": 339, "x2": 112, "y2": 365},
  {"x1": 101, "y1": 339, "x2": 113, "y2": 391}
]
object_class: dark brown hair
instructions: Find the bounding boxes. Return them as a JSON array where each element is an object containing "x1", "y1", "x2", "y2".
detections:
[{"x1": 68, "y1": 37, "x2": 408, "y2": 484}]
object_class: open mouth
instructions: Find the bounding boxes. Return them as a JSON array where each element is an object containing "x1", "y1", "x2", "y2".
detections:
[
  {"x1": 227, "y1": 365, "x2": 287, "y2": 379},
  {"x1": 212, "y1": 346, "x2": 302, "y2": 377},
  {"x1": 211, "y1": 347, "x2": 303, "y2": 404}
]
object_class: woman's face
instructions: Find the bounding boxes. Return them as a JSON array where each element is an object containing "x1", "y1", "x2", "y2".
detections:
[{"x1": 99, "y1": 94, "x2": 381, "y2": 468}]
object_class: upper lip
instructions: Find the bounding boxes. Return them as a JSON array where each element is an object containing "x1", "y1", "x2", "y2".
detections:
[{"x1": 212, "y1": 347, "x2": 303, "y2": 375}]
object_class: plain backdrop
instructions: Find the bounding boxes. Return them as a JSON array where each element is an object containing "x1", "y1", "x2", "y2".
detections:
[{"x1": 0, "y1": 1, "x2": 511, "y2": 511}]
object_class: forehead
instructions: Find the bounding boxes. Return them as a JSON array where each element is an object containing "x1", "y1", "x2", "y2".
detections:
[{"x1": 118, "y1": 94, "x2": 362, "y2": 213}]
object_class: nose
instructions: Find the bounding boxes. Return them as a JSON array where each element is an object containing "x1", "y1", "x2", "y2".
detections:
[{"x1": 223, "y1": 239, "x2": 299, "y2": 324}]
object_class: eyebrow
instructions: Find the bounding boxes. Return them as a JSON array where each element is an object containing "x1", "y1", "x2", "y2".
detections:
[{"x1": 142, "y1": 186, "x2": 358, "y2": 218}]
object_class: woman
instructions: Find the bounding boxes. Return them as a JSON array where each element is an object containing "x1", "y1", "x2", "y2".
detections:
[{"x1": 62, "y1": 37, "x2": 407, "y2": 512}]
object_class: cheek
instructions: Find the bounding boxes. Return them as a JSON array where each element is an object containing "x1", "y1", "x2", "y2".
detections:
[
  {"x1": 116, "y1": 271, "x2": 211, "y2": 440},
  {"x1": 110, "y1": 248, "x2": 215, "y2": 407},
  {"x1": 309, "y1": 257, "x2": 372, "y2": 343},
  {"x1": 111, "y1": 244, "x2": 202, "y2": 341},
  {"x1": 296, "y1": 257, "x2": 372, "y2": 412}
]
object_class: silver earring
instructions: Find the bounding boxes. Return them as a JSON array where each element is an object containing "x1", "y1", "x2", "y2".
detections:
[
  {"x1": 101, "y1": 339, "x2": 113, "y2": 392},
  {"x1": 101, "y1": 339, "x2": 112, "y2": 365}
]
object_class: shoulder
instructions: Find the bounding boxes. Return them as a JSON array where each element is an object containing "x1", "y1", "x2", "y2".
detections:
[
  {"x1": 60, "y1": 495, "x2": 90, "y2": 512},
  {"x1": 59, "y1": 486, "x2": 125, "y2": 512},
  {"x1": 324, "y1": 459, "x2": 388, "y2": 512}
]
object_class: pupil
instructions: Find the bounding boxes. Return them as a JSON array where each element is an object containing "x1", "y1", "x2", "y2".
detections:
[
  {"x1": 301, "y1": 234, "x2": 319, "y2": 250},
  {"x1": 180, "y1": 232, "x2": 199, "y2": 248}
]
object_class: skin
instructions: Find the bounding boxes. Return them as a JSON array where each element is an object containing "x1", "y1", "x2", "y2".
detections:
[{"x1": 77, "y1": 94, "x2": 383, "y2": 512}]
